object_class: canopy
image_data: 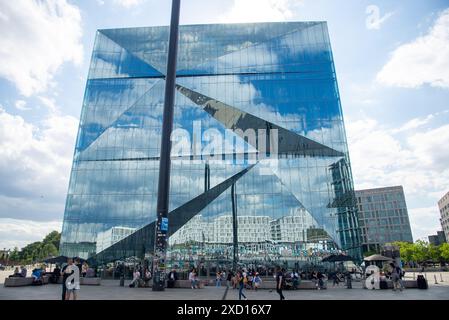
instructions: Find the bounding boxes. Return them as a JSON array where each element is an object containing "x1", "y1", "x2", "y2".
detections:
[
  {"x1": 322, "y1": 254, "x2": 355, "y2": 263},
  {"x1": 43, "y1": 256, "x2": 86, "y2": 264},
  {"x1": 363, "y1": 254, "x2": 392, "y2": 262}
]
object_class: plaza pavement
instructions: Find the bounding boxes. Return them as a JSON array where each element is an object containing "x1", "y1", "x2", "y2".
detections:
[{"x1": 1, "y1": 273, "x2": 449, "y2": 300}]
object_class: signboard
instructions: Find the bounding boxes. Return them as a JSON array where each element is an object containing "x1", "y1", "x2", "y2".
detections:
[{"x1": 161, "y1": 217, "x2": 168, "y2": 232}]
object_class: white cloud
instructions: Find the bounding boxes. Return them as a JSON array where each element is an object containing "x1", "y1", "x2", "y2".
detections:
[
  {"x1": 0, "y1": 218, "x2": 62, "y2": 250},
  {"x1": 393, "y1": 114, "x2": 434, "y2": 133},
  {"x1": 0, "y1": 0, "x2": 83, "y2": 96},
  {"x1": 346, "y1": 114, "x2": 449, "y2": 240},
  {"x1": 38, "y1": 96, "x2": 58, "y2": 113},
  {"x1": 113, "y1": 0, "x2": 146, "y2": 8},
  {"x1": 14, "y1": 100, "x2": 31, "y2": 111},
  {"x1": 0, "y1": 107, "x2": 78, "y2": 222},
  {"x1": 376, "y1": 8, "x2": 449, "y2": 89},
  {"x1": 219, "y1": 0, "x2": 301, "y2": 23}
]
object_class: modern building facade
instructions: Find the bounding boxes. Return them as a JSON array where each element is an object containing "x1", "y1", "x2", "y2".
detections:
[
  {"x1": 438, "y1": 191, "x2": 449, "y2": 243},
  {"x1": 60, "y1": 22, "x2": 361, "y2": 269},
  {"x1": 428, "y1": 231, "x2": 447, "y2": 246},
  {"x1": 355, "y1": 186, "x2": 413, "y2": 253}
]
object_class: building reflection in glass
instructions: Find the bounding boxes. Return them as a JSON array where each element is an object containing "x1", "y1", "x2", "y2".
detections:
[{"x1": 60, "y1": 22, "x2": 362, "y2": 271}]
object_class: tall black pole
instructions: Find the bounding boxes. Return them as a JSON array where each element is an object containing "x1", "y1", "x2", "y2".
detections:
[
  {"x1": 152, "y1": 0, "x2": 181, "y2": 291},
  {"x1": 231, "y1": 183, "x2": 238, "y2": 272}
]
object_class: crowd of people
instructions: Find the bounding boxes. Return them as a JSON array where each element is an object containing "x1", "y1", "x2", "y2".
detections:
[{"x1": 6, "y1": 258, "x2": 411, "y2": 300}]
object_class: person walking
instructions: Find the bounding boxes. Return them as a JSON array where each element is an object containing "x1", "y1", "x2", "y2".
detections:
[
  {"x1": 226, "y1": 270, "x2": 233, "y2": 288},
  {"x1": 275, "y1": 267, "x2": 285, "y2": 300},
  {"x1": 390, "y1": 263, "x2": 403, "y2": 292},
  {"x1": 237, "y1": 271, "x2": 247, "y2": 300}
]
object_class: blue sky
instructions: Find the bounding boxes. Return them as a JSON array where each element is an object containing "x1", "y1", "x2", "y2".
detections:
[{"x1": 1, "y1": 0, "x2": 449, "y2": 249}]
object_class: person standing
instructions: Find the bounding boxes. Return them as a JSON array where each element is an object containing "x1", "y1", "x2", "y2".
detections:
[
  {"x1": 216, "y1": 271, "x2": 222, "y2": 287},
  {"x1": 317, "y1": 271, "x2": 325, "y2": 290},
  {"x1": 81, "y1": 262, "x2": 88, "y2": 278},
  {"x1": 75, "y1": 258, "x2": 82, "y2": 276},
  {"x1": 189, "y1": 268, "x2": 197, "y2": 289},
  {"x1": 61, "y1": 258, "x2": 72, "y2": 300},
  {"x1": 253, "y1": 273, "x2": 262, "y2": 291},
  {"x1": 63, "y1": 258, "x2": 80, "y2": 300},
  {"x1": 332, "y1": 272, "x2": 340, "y2": 287},
  {"x1": 237, "y1": 271, "x2": 247, "y2": 300},
  {"x1": 275, "y1": 267, "x2": 285, "y2": 300}
]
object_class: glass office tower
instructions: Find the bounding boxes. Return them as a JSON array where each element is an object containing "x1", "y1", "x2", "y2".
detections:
[{"x1": 60, "y1": 22, "x2": 361, "y2": 269}]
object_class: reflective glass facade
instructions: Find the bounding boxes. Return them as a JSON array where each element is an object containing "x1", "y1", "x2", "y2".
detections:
[
  {"x1": 356, "y1": 186, "x2": 413, "y2": 253},
  {"x1": 60, "y1": 22, "x2": 361, "y2": 268}
]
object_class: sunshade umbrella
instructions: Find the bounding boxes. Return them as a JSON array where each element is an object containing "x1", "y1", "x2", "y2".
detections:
[
  {"x1": 322, "y1": 254, "x2": 355, "y2": 263},
  {"x1": 363, "y1": 254, "x2": 392, "y2": 262},
  {"x1": 43, "y1": 256, "x2": 69, "y2": 264}
]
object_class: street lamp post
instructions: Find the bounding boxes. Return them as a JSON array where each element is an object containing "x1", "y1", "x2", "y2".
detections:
[{"x1": 152, "y1": 0, "x2": 181, "y2": 291}]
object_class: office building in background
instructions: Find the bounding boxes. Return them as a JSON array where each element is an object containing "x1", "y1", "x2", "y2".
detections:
[{"x1": 356, "y1": 186, "x2": 413, "y2": 253}]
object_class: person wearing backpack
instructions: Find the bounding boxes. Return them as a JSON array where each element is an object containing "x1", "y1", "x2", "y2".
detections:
[{"x1": 390, "y1": 263, "x2": 402, "y2": 292}]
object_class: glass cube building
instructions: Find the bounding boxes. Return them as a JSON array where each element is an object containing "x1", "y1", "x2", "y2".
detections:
[{"x1": 60, "y1": 22, "x2": 362, "y2": 269}]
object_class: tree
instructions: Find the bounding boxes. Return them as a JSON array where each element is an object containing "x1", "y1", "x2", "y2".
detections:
[
  {"x1": 7, "y1": 231, "x2": 61, "y2": 265},
  {"x1": 428, "y1": 244, "x2": 441, "y2": 263},
  {"x1": 440, "y1": 243, "x2": 449, "y2": 262},
  {"x1": 412, "y1": 240, "x2": 430, "y2": 264},
  {"x1": 43, "y1": 231, "x2": 61, "y2": 251}
]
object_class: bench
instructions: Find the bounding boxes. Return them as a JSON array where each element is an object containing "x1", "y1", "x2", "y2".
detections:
[
  {"x1": 4, "y1": 275, "x2": 49, "y2": 287},
  {"x1": 4, "y1": 277, "x2": 34, "y2": 287},
  {"x1": 252, "y1": 280, "x2": 325, "y2": 290},
  {"x1": 363, "y1": 279, "x2": 419, "y2": 289}
]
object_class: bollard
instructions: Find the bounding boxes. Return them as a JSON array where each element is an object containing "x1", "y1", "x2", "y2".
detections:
[
  {"x1": 413, "y1": 272, "x2": 415, "y2": 280},
  {"x1": 434, "y1": 274, "x2": 438, "y2": 284},
  {"x1": 120, "y1": 275, "x2": 125, "y2": 287},
  {"x1": 440, "y1": 273, "x2": 444, "y2": 282}
]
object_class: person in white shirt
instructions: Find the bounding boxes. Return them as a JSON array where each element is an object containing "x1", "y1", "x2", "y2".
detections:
[
  {"x1": 189, "y1": 268, "x2": 197, "y2": 289},
  {"x1": 129, "y1": 269, "x2": 140, "y2": 288}
]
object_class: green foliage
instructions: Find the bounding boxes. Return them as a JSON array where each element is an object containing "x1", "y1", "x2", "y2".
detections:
[
  {"x1": 8, "y1": 231, "x2": 61, "y2": 265},
  {"x1": 412, "y1": 240, "x2": 429, "y2": 263},
  {"x1": 440, "y1": 243, "x2": 449, "y2": 261},
  {"x1": 42, "y1": 231, "x2": 61, "y2": 250},
  {"x1": 390, "y1": 240, "x2": 449, "y2": 264}
]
